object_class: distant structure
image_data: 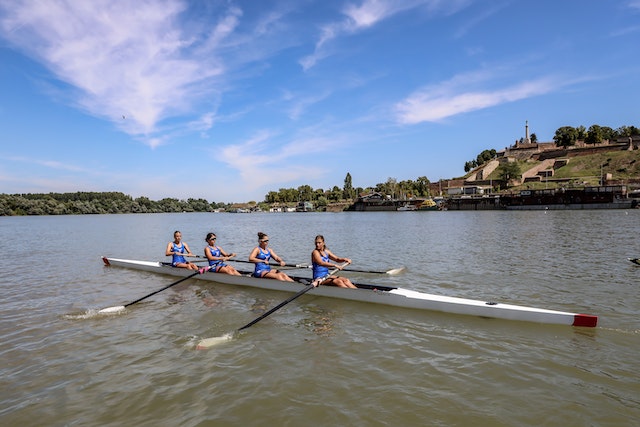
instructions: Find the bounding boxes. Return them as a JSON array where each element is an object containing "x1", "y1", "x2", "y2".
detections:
[{"x1": 525, "y1": 120, "x2": 531, "y2": 143}]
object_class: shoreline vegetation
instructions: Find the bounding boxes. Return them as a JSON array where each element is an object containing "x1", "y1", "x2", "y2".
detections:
[{"x1": 4, "y1": 127, "x2": 640, "y2": 216}]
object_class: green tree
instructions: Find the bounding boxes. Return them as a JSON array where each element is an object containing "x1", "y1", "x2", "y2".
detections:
[
  {"x1": 343, "y1": 172, "x2": 354, "y2": 200},
  {"x1": 601, "y1": 126, "x2": 615, "y2": 142},
  {"x1": 616, "y1": 125, "x2": 640, "y2": 137},
  {"x1": 497, "y1": 161, "x2": 521, "y2": 188},
  {"x1": 476, "y1": 149, "x2": 497, "y2": 165},
  {"x1": 576, "y1": 125, "x2": 587, "y2": 140},
  {"x1": 297, "y1": 185, "x2": 313, "y2": 201},
  {"x1": 585, "y1": 125, "x2": 603, "y2": 145},
  {"x1": 328, "y1": 186, "x2": 342, "y2": 201},
  {"x1": 553, "y1": 126, "x2": 578, "y2": 148},
  {"x1": 464, "y1": 160, "x2": 477, "y2": 172},
  {"x1": 415, "y1": 176, "x2": 430, "y2": 197}
]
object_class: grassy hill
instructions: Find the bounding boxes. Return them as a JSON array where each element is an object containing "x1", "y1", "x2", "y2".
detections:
[{"x1": 481, "y1": 148, "x2": 640, "y2": 191}]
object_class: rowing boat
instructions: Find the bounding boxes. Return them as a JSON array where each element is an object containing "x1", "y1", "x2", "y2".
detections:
[{"x1": 101, "y1": 257, "x2": 598, "y2": 327}]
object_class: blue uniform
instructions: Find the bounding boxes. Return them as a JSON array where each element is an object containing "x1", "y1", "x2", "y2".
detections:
[
  {"x1": 312, "y1": 251, "x2": 330, "y2": 280},
  {"x1": 207, "y1": 245, "x2": 227, "y2": 272},
  {"x1": 253, "y1": 248, "x2": 272, "y2": 277},
  {"x1": 171, "y1": 242, "x2": 187, "y2": 266}
]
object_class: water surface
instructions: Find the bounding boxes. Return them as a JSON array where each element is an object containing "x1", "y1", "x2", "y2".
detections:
[{"x1": 0, "y1": 211, "x2": 638, "y2": 426}]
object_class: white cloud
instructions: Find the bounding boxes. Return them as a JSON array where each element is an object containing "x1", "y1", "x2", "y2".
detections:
[
  {"x1": 395, "y1": 72, "x2": 559, "y2": 124},
  {"x1": 218, "y1": 130, "x2": 339, "y2": 191},
  {"x1": 0, "y1": 1, "x2": 248, "y2": 145},
  {"x1": 286, "y1": 90, "x2": 332, "y2": 120},
  {"x1": 300, "y1": 0, "x2": 470, "y2": 70}
]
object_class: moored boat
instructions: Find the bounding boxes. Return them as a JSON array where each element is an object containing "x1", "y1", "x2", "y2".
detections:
[
  {"x1": 102, "y1": 257, "x2": 597, "y2": 327},
  {"x1": 417, "y1": 198, "x2": 439, "y2": 211},
  {"x1": 500, "y1": 185, "x2": 634, "y2": 210},
  {"x1": 396, "y1": 203, "x2": 417, "y2": 211}
]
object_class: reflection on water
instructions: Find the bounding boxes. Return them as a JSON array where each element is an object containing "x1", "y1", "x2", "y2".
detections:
[
  {"x1": 1, "y1": 211, "x2": 639, "y2": 425},
  {"x1": 298, "y1": 304, "x2": 337, "y2": 337}
]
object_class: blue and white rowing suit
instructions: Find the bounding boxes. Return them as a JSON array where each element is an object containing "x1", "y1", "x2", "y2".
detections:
[
  {"x1": 253, "y1": 248, "x2": 272, "y2": 277},
  {"x1": 171, "y1": 242, "x2": 187, "y2": 267},
  {"x1": 207, "y1": 245, "x2": 227, "y2": 272},
  {"x1": 312, "y1": 251, "x2": 330, "y2": 280}
]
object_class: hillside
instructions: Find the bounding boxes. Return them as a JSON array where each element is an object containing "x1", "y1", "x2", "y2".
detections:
[{"x1": 479, "y1": 148, "x2": 640, "y2": 191}]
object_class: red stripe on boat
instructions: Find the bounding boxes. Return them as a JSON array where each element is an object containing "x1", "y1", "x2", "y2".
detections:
[{"x1": 573, "y1": 314, "x2": 597, "y2": 327}]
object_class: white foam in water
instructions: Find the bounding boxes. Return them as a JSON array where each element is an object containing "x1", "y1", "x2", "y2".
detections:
[{"x1": 196, "y1": 332, "x2": 234, "y2": 350}]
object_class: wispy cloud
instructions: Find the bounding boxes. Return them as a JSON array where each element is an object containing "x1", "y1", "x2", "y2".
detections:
[
  {"x1": 453, "y1": 2, "x2": 508, "y2": 39},
  {"x1": 300, "y1": 0, "x2": 470, "y2": 70},
  {"x1": 284, "y1": 90, "x2": 332, "y2": 120},
  {"x1": 218, "y1": 129, "x2": 341, "y2": 191},
  {"x1": 3, "y1": 155, "x2": 98, "y2": 174},
  {"x1": 609, "y1": 24, "x2": 640, "y2": 37},
  {"x1": 395, "y1": 70, "x2": 560, "y2": 124},
  {"x1": 0, "y1": 1, "x2": 272, "y2": 147}
]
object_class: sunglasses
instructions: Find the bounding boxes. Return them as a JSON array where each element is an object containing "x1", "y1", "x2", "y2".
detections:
[{"x1": 260, "y1": 239, "x2": 269, "y2": 243}]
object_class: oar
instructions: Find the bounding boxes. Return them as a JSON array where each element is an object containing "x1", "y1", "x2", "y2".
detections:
[
  {"x1": 229, "y1": 259, "x2": 406, "y2": 275},
  {"x1": 341, "y1": 265, "x2": 406, "y2": 275},
  {"x1": 182, "y1": 254, "x2": 236, "y2": 263},
  {"x1": 98, "y1": 266, "x2": 212, "y2": 314},
  {"x1": 195, "y1": 264, "x2": 345, "y2": 349}
]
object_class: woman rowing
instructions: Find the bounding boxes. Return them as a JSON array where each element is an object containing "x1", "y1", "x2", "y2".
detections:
[
  {"x1": 311, "y1": 235, "x2": 356, "y2": 288},
  {"x1": 203, "y1": 232, "x2": 241, "y2": 275},
  {"x1": 249, "y1": 232, "x2": 294, "y2": 282},
  {"x1": 165, "y1": 230, "x2": 199, "y2": 271}
]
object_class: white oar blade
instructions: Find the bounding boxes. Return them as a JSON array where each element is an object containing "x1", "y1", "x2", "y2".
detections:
[
  {"x1": 386, "y1": 266, "x2": 406, "y2": 275},
  {"x1": 98, "y1": 305, "x2": 126, "y2": 314},
  {"x1": 196, "y1": 332, "x2": 234, "y2": 350}
]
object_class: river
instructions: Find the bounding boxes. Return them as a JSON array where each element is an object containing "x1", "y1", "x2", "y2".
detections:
[{"x1": 0, "y1": 211, "x2": 638, "y2": 426}]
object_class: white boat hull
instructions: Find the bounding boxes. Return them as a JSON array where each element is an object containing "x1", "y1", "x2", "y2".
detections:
[{"x1": 102, "y1": 257, "x2": 597, "y2": 327}]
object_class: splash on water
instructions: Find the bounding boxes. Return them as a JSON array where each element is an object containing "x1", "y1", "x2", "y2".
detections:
[
  {"x1": 195, "y1": 332, "x2": 235, "y2": 350},
  {"x1": 63, "y1": 307, "x2": 125, "y2": 320}
]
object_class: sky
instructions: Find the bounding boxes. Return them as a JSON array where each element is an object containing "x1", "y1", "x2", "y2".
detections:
[{"x1": 0, "y1": 0, "x2": 639, "y2": 203}]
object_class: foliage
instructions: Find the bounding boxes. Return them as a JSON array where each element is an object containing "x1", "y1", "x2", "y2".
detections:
[
  {"x1": 0, "y1": 192, "x2": 229, "y2": 216},
  {"x1": 465, "y1": 149, "x2": 497, "y2": 172},
  {"x1": 497, "y1": 161, "x2": 521, "y2": 188},
  {"x1": 343, "y1": 172, "x2": 355, "y2": 199},
  {"x1": 553, "y1": 126, "x2": 579, "y2": 147},
  {"x1": 6, "y1": 121, "x2": 640, "y2": 217}
]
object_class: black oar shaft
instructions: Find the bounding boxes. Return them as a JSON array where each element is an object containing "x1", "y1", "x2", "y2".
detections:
[
  {"x1": 235, "y1": 264, "x2": 344, "y2": 332},
  {"x1": 238, "y1": 284, "x2": 315, "y2": 331},
  {"x1": 124, "y1": 268, "x2": 207, "y2": 308}
]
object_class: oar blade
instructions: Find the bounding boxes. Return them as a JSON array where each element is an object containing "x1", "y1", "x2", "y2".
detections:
[
  {"x1": 386, "y1": 266, "x2": 406, "y2": 275},
  {"x1": 196, "y1": 332, "x2": 234, "y2": 349},
  {"x1": 98, "y1": 305, "x2": 126, "y2": 314}
]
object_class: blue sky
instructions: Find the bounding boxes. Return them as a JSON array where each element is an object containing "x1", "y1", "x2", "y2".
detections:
[{"x1": 1, "y1": 0, "x2": 639, "y2": 203}]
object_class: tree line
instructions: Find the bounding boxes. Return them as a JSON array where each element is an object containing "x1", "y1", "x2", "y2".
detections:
[
  {"x1": 1, "y1": 173, "x2": 435, "y2": 216},
  {"x1": 553, "y1": 124, "x2": 639, "y2": 147},
  {"x1": 0, "y1": 192, "x2": 229, "y2": 216},
  {"x1": 264, "y1": 173, "x2": 432, "y2": 206}
]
